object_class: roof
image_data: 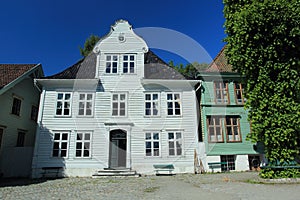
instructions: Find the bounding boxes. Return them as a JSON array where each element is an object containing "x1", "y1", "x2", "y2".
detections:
[
  {"x1": 45, "y1": 49, "x2": 185, "y2": 80},
  {"x1": 0, "y1": 64, "x2": 37, "y2": 89},
  {"x1": 206, "y1": 46, "x2": 234, "y2": 73}
]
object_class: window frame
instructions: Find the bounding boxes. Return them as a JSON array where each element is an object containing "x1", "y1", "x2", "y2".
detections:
[
  {"x1": 221, "y1": 155, "x2": 236, "y2": 172},
  {"x1": 78, "y1": 93, "x2": 94, "y2": 117},
  {"x1": 75, "y1": 132, "x2": 92, "y2": 158},
  {"x1": 30, "y1": 105, "x2": 39, "y2": 121},
  {"x1": 122, "y1": 54, "x2": 136, "y2": 74},
  {"x1": 168, "y1": 132, "x2": 183, "y2": 156},
  {"x1": 16, "y1": 131, "x2": 26, "y2": 147},
  {"x1": 111, "y1": 93, "x2": 127, "y2": 117},
  {"x1": 144, "y1": 93, "x2": 160, "y2": 117},
  {"x1": 225, "y1": 116, "x2": 242, "y2": 143},
  {"x1": 105, "y1": 54, "x2": 119, "y2": 74},
  {"x1": 0, "y1": 128, "x2": 3, "y2": 148},
  {"x1": 234, "y1": 82, "x2": 246, "y2": 105},
  {"x1": 11, "y1": 97, "x2": 22, "y2": 116},
  {"x1": 214, "y1": 81, "x2": 229, "y2": 104},
  {"x1": 207, "y1": 116, "x2": 224, "y2": 143},
  {"x1": 55, "y1": 92, "x2": 72, "y2": 117},
  {"x1": 52, "y1": 132, "x2": 69, "y2": 158},
  {"x1": 166, "y1": 92, "x2": 182, "y2": 116},
  {"x1": 145, "y1": 132, "x2": 160, "y2": 157}
]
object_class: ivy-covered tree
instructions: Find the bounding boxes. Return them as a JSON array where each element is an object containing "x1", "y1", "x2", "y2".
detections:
[
  {"x1": 79, "y1": 34, "x2": 100, "y2": 57},
  {"x1": 224, "y1": 0, "x2": 300, "y2": 177}
]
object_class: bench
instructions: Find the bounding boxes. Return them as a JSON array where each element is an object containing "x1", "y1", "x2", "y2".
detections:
[
  {"x1": 41, "y1": 167, "x2": 64, "y2": 178},
  {"x1": 153, "y1": 164, "x2": 175, "y2": 175},
  {"x1": 208, "y1": 162, "x2": 228, "y2": 172}
]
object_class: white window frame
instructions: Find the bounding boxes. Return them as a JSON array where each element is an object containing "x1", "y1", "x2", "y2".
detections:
[
  {"x1": 168, "y1": 132, "x2": 183, "y2": 156},
  {"x1": 111, "y1": 93, "x2": 127, "y2": 117},
  {"x1": 11, "y1": 96, "x2": 22, "y2": 116},
  {"x1": 52, "y1": 132, "x2": 70, "y2": 158},
  {"x1": 105, "y1": 54, "x2": 119, "y2": 74},
  {"x1": 166, "y1": 93, "x2": 182, "y2": 116},
  {"x1": 75, "y1": 131, "x2": 92, "y2": 158},
  {"x1": 78, "y1": 93, "x2": 94, "y2": 117},
  {"x1": 144, "y1": 93, "x2": 160, "y2": 117},
  {"x1": 55, "y1": 92, "x2": 72, "y2": 117},
  {"x1": 145, "y1": 132, "x2": 160, "y2": 157},
  {"x1": 122, "y1": 54, "x2": 136, "y2": 74}
]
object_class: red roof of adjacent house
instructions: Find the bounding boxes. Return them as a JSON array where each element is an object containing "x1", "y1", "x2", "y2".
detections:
[
  {"x1": 206, "y1": 46, "x2": 234, "y2": 72},
  {"x1": 0, "y1": 64, "x2": 37, "y2": 88}
]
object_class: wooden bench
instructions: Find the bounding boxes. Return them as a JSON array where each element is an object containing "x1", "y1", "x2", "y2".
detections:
[
  {"x1": 153, "y1": 164, "x2": 175, "y2": 175},
  {"x1": 207, "y1": 162, "x2": 227, "y2": 172},
  {"x1": 41, "y1": 167, "x2": 64, "y2": 178}
]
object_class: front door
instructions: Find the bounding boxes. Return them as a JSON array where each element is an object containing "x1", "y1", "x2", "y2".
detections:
[{"x1": 109, "y1": 130, "x2": 127, "y2": 169}]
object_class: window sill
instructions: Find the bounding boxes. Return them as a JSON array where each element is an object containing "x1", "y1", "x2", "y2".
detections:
[
  {"x1": 76, "y1": 115, "x2": 94, "y2": 118},
  {"x1": 54, "y1": 115, "x2": 72, "y2": 118},
  {"x1": 166, "y1": 115, "x2": 183, "y2": 118},
  {"x1": 144, "y1": 115, "x2": 161, "y2": 118}
]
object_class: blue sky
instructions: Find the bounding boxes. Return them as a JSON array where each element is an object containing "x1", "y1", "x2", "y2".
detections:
[{"x1": 0, "y1": 0, "x2": 226, "y2": 76}]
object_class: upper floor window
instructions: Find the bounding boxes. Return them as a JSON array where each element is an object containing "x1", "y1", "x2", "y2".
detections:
[
  {"x1": 214, "y1": 81, "x2": 229, "y2": 104},
  {"x1": 112, "y1": 93, "x2": 127, "y2": 116},
  {"x1": 56, "y1": 93, "x2": 71, "y2": 116},
  {"x1": 207, "y1": 116, "x2": 224, "y2": 143},
  {"x1": 78, "y1": 93, "x2": 94, "y2": 116},
  {"x1": 123, "y1": 54, "x2": 135, "y2": 73},
  {"x1": 145, "y1": 132, "x2": 160, "y2": 157},
  {"x1": 16, "y1": 131, "x2": 26, "y2": 147},
  {"x1": 145, "y1": 93, "x2": 159, "y2": 116},
  {"x1": 0, "y1": 128, "x2": 3, "y2": 148},
  {"x1": 234, "y1": 83, "x2": 246, "y2": 104},
  {"x1": 31, "y1": 105, "x2": 38, "y2": 121},
  {"x1": 168, "y1": 132, "x2": 183, "y2": 156},
  {"x1": 11, "y1": 97, "x2": 22, "y2": 116},
  {"x1": 167, "y1": 93, "x2": 181, "y2": 116},
  {"x1": 225, "y1": 117, "x2": 241, "y2": 142},
  {"x1": 52, "y1": 132, "x2": 69, "y2": 157},
  {"x1": 106, "y1": 55, "x2": 118, "y2": 74}
]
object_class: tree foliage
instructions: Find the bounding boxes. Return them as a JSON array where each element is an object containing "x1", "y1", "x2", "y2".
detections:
[
  {"x1": 79, "y1": 34, "x2": 100, "y2": 57},
  {"x1": 224, "y1": 0, "x2": 300, "y2": 177},
  {"x1": 169, "y1": 61, "x2": 209, "y2": 79}
]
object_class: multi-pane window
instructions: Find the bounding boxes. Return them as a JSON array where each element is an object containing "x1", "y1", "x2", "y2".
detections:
[
  {"x1": 234, "y1": 83, "x2": 246, "y2": 104},
  {"x1": 225, "y1": 117, "x2": 241, "y2": 142},
  {"x1": 221, "y1": 155, "x2": 235, "y2": 171},
  {"x1": 16, "y1": 131, "x2": 25, "y2": 147},
  {"x1": 52, "y1": 132, "x2": 69, "y2": 157},
  {"x1": 11, "y1": 97, "x2": 22, "y2": 116},
  {"x1": 145, "y1": 132, "x2": 160, "y2": 156},
  {"x1": 0, "y1": 129, "x2": 3, "y2": 148},
  {"x1": 78, "y1": 93, "x2": 94, "y2": 116},
  {"x1": 145, "y1": 93, "x2": 159, "y2": 116},
  {"x1": 76, "y1": 132, "x2": 91, "y2": 158},
  {"x1": 123, "y1": 54, "x2": 135, "y2": 73},
  {"x1": 56, "y1": 93, "x2": 71, "y2": 116},
  {"x1": 106, "y1": 55, "x2": 118, "y2": 73},
  {"x1": 112, "y1": 93, "x2": 127, "y2": 116},
  {"x1": 214, "y1": 81, "x2": 229, "y2": 104},
  {"x1": 167, "y1": 93, "x2": 181, "y2": 116},
  {"x1": 168, "y1": 132, "x2": 183, "y2": 156},
  {"x1": 207, "y1": 116, "x2": 224, "y2": 142},
  {"x1": 31, "y1": 105, "x2": 38, "y2": 121}
]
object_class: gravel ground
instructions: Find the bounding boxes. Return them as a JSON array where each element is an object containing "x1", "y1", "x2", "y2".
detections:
[{"x1": 1, "y1": 172, "x2": 300, "y2": 200}]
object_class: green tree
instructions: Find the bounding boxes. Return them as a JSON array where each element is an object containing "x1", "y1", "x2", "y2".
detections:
[
  {"x1": 224, "y1": 0, "x2": 300, "y2": 177},
  {"x1": 79, "y1": 34, "x2": 100, "y2": 57}
]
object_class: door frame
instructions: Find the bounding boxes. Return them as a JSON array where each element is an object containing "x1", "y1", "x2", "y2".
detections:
[{"x1": 109, "y1": 129, "x2": 127, "y2": 169}]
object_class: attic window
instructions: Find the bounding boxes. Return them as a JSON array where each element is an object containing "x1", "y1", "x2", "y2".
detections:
[{"x1": 118, "y1": 33, "x2": 125, "y2": 42}]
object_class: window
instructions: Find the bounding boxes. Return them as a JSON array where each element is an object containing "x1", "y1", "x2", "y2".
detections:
[
  {"x1": 112, "y1": 93, "x2": 127, "y2": 116},
  {"x1": 168, "y1": 132, "x2": 183, "y2": 156},
  {"x1": 225, "y1": 117, "x2": 241, "y2": 142},
  {"x1": 234, "y1": 83, "x2": 246, "y2": 104},
  {"x1": 214, "y1": 81, "x2": 229, "y2": 104},
  {"x1": 0, "y1": 129, "x2": 3, "y2": 148},
  {"x1": 31, "y1": 105, "x2": 38, "y2": 121},
  {"x1": 106, "y1": 55, "x2": 118, "y2": 73},
  {"x1": 207, "y1": 116, "x2": 224, "y2": 142},
  {"x1": 123, "y1": 54, "x2": 135, "y2": 73},
  {"x1": 145, "y1": 93, "x2": 159, "y2": 116},
  {"x1": 56, "y1": 93, "x2": 71, "y2": 116},
  {"x1": 76, "y1": 132, "x2": 91, "y2": 158},
  {"x1": 167, "y1": 93, "x2": 181, "y2": 116},
  {"x1": 11, "y1": 97, "x2": 22, "y2": 116},
  {"x1": 16, "y1": 131, "x2": 25, "y2": 147},
  {"x1": 221, "y1": 155, "x2": 235, "y2": 171},
  {"x1": 145, "y1": 132, "x2": 160, "y2": 156},
  {"x1": 78, "y1": 93, "x2": 94, "y2": 116},
  {"x1": 52, "y1": 132, "x2": 69, "y2": 157}
]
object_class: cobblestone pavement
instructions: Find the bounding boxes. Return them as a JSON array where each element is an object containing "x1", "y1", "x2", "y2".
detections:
[{"x1": 1, "y1": 172, "x2": 300, "y2": 200}]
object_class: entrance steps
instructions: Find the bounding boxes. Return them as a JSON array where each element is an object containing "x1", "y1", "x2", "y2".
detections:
[{"x1": 92, "y1": 169, "x2": 140, "y2": 177}]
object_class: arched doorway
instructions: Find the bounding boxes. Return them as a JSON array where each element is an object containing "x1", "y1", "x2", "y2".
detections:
[{"x1": 109, "y1": 129, "x2": 127, "y2": 169}]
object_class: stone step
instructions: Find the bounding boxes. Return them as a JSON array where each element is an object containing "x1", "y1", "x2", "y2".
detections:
[{"x1": 92, "y1": 169, "x2": 140, "y2": 177}]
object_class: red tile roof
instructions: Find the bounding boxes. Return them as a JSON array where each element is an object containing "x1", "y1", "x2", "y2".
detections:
[
  {"x1": 206, "y1": 46, "x2": 234, "y2": 72},
  {"x1": 0, "y1": 64, "x2": 37, "y2": 88}
]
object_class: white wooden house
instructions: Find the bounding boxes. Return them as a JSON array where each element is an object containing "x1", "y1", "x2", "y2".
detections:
[{"x1": 32, "y1": 20, "x2": 201, "y2": 178}]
